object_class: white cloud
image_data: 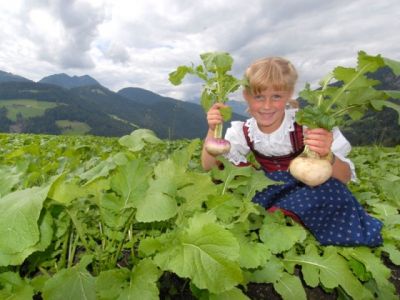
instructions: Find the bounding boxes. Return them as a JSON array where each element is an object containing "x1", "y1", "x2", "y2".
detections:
[{"x1": 0, "y1": 0, "x2": 399, "y2": 102}]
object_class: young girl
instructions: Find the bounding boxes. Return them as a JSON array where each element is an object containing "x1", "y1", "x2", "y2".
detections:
[{"x1": 201, "y1": 56, "x2": 383, "y2": 247}]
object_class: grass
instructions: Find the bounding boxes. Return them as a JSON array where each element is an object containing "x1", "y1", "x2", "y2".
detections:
[
  {"x1": 0, "y1": 99, "x2": 58, "y2": 121},
  {"x1": 55, "y1": 120, "x2": 91, "y2": 135}
]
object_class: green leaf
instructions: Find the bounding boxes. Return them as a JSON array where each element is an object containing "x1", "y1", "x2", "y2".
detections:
[
  {"x1": 273, "y1": 272, "x2": 307, "y2": 300},
  {"x1": 79, "y1": 155, "x2": 122, "y2": 185},
  {"x1": 248, "y1": 256, "x2": 284, "y2": 283},
  {"x1": 42, "y1": 255, "x2": 96, "y2": 300},
  {"x1": 357, "y1": 50, "x2": 385, "y2": 74},
  {"x1": 333, "y1": 67, "x2": 379, "y2": 88},
  {"x1": 138, "y1": 236, "x2": 164, "y2": 256},
  {"x1": 383, "y1": 56, "x2": 400, "y2": 76},
  {"x1": 135, "y1": 159, "x2": 178, "y2": 222},
  {"x1": 0, "y1": 166, "x2": 20, "y2": 197},
  {"x1": 347, "y1": 258, "x2": 372, "y2": 281},
  {"x1": 0, "y1": 272, "x2": 34, "y2": 300},
  {"x1": 210, "y1": 287, "x2": 250, "y2": 300},
  {"x1": 284, "y1": 245, "x2": 373, "y2": 299},
  {"x1": 169, "y1": 65, "x2": 194, "y2": 85},
  {"x1": 96, "y1": 268, "x2": 130, "y2": 300},
  {"x1": 382, "y1": 242, "x2": 400, "y2": 265},
  {"x1": 232, "y1": 226, "x2": 271, "y2": 269},
  {"x1": 170, "y1": 139, "x2": 201, "y2": 169},
  {"x1": 177, "y1": 172, "x2": 218, "y2": 214},
  {"x1": 377, "y1": 179, "x2": 400, "y2": 206},
  {"x1": 110, "y1": 159, "x2": 152, "y2": 210},
  {"x1": 237, "y1": 167, "x2": 279, "y2": 201},
  {"x1": 296, "y1": 51, "x2": 400, "y2": 130},
  {"x1": 200, "y1": 52, "x2": 233, "y2": 74},
  {"x1": 259, "y1": 213, "x2": 307, "y2": 254},
  {"x1": 0, "y1": 184, "x2": 52, "y2": 265},
  {"x1": 154, "y1": 214, "x2": 242, "y2": 293},
  {"x1": 118, "y1": 259, "x2": 161, "y2": 300},
  {"x1": 48, "y1": 175, "x2": 85, "y2": 205},
  {"x1": 341, "y1": 247, "x2": 397, "y2": 300},
  {"x1": 118, "y1": 129, "x2": 162, "y2": 152},
  {"x1": 220, "y1": 106, "x2": 232, "y2": 122},
  {"x1": 201, "y1": 89, "x2": 214, "y2": 112},
  {"x1": 211, "y1": 158, "x2": 253, "y2": 193}
]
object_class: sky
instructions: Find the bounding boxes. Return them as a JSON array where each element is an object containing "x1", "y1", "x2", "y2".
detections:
[{"x1": 0, "y1": 0, "x2": 399, "y2": 102}]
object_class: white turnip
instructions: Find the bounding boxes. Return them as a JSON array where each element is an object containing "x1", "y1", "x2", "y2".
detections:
[
  {"x1": 204, "y1": 137, "x2": 231, "y2": 156},
  {"x1": 289, "y1": 145, "x2": 334, "y2": 186},
  {"x1": 289, "y1": 156, "x2": 332, "y2": 187}
]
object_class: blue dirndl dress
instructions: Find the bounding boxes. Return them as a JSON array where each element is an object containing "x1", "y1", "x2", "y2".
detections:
[
  {"x1": 242, "y1": 123, "x2": 383, "y2": 247},
  {"x1": 253, "y1": 171, "x2": 383, "y2": 247}
]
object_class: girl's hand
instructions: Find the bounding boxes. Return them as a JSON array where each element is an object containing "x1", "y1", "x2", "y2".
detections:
[
  {"x1": 207, "y1": 103, "x2": 227, "y2": 131},
  {"x1": 304, "y1": 128, "x2": 333, "y2": 157}
]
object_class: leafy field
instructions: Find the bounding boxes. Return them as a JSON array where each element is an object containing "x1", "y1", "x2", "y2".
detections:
[
  {"x1": 0, "y1": 130, "x2": 399, "y2": 300},
  {"x1": 0, "y1": 99, "x2": 58, "y2": 121},
  {"x1": 55, "y1": 120, "x2": 91, "y2": 135}
]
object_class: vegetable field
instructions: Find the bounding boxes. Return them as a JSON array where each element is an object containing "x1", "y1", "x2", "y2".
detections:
[{"x1": 0, "y1": 130, "x2": 399, "y2": 299}]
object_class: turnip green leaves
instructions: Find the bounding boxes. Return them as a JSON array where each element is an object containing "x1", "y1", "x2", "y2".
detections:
[{"x1": 296, "y1": 51, "x2": 400, "y2": 130}]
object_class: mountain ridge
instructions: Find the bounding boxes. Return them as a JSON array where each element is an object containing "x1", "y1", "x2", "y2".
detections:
[
  {"x1": 0, "y1": 68, "x2": 398, "y2": 145},
  {"x1": 39, "y1": 73, "x2": 101, "y2": 89}
]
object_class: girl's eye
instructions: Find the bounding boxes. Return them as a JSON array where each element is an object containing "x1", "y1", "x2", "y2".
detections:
[
  {"x1": 272, "y1": 94, "x2": 282, "y2": 101},
  {"x1": 254, "y1": 95, "x2": 264, "y2": 101}
]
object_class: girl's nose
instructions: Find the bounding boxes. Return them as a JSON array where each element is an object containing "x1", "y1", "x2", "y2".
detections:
[{"x1": 262, "y1": 98, "x2": 273, "y2": 109}]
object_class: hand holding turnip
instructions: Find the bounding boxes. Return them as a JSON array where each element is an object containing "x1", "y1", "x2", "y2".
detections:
[
  {"x1": 289, "y1": 128, "x2": 335, "y2": 187},
  {"x1": 291, "y1": 51, "x2": 400, "y2": 186},
  {"x1": 205, "y1": 103, "x2": 231, "y2": 155},
  {"x1": 169, "y1": 52, "x2": 246, "y2": 156}
]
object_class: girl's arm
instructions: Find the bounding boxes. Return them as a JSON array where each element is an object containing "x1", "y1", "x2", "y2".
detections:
[{"x1": 330, "y1": 155, "x2": 352, "y2": 183}]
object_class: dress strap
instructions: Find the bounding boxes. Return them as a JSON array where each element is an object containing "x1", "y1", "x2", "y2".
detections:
[{"x1": 242, "y1": 122, "x2": 305, "y2": 171}]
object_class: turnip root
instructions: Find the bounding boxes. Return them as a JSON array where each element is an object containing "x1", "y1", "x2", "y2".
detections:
[
  {"x1": 289, "y1": 156, "x2": 332, "y2": 187},
  {"x1": 205, "y1": 138, "x2": 231, "y2": 156},
  {"x1": 289, "y1": 146, "x2": 333, "y2": 187}
]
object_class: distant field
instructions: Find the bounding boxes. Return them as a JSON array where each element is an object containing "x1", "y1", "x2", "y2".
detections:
[
  {"x1": 0, "y1": 99, "x2": 58, "y2": 121},
  {"x1": 55, "y1": 120, "x2": 91, "y2": 135}
]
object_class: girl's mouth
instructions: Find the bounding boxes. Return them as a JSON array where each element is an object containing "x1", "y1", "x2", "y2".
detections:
[{"x1": 259, "y1": 111, "x2": 275, "y2": 119}]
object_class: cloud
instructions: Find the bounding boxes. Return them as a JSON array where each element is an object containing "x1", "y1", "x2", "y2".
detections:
[
  {"x1": 18, "y1": 0, "x2": 106, "y2": 69},
  {"x1": 0, "y1": 0, "x2": 399, "y2": 102}
]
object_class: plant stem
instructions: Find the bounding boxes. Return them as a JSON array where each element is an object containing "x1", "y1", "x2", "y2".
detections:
[
  {"x1": 324, "y1": 63, "x2": 372, "y2": 112},
  {"x1": 302, "y1": 145, "x2": 320, "y2": 159},
  {"x1": 111, "y1": 211, "x2": 136, "y2": 268},
  {"x1": 58, "y1": 224, "x2": 71, "y2": 270},
  {"x1": 318, "y1": 74, "x2": 334, "y2": 107},
  {"x1": 67, "y1": 209, "x2": 91, "y2": 251},
  {"x1": 331, "y1": 104, "x2": 360, "y2": 118},
  {"x1": 214, "y1": 123, "x2": 223, "y2": 139}
]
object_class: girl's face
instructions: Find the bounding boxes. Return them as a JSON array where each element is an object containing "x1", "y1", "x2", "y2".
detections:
[{"x1": 243, "y1": 89, "x2": 292, "y2": 133}]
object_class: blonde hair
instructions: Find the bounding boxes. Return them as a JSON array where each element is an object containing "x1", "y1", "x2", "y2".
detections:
[{"x1": 244, "y1": 56, "x2": 298, "y2": 95}]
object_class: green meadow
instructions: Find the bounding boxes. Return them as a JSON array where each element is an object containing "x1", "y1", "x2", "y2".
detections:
[
  {"x1": 55, "y1": 120, "x2": 91, "y2": 135},
  {"x1": 0, "y1": 99, "x2": 58, "y2": 121}
]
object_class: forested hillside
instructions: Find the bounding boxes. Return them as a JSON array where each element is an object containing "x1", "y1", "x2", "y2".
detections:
[{"x1": 0, "y1": 66, "x2": 398, "y2": 145}]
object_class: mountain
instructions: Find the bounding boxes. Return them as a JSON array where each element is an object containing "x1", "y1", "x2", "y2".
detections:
[
  {"x1": 118, "y1": 87, "x2": 166, "y2": 106},
  {"x1": 39, "y1": 73, "x2": 101, "y2": 89},
  {"x1": 186, "y1": 97, "x2": 249, "y2": 117},
  {"x1": 226, "y1": 100, "x2": 249, "y2": 117},
  {"x1": 0, "y1": 70, "x2": 32, "y2": 83},
  {"x1": 0, "y1": 77, "x2": 246, "y2": 139},
  {"x1": 0, "y1": 68, "x2": 398, "y2": 145}
]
